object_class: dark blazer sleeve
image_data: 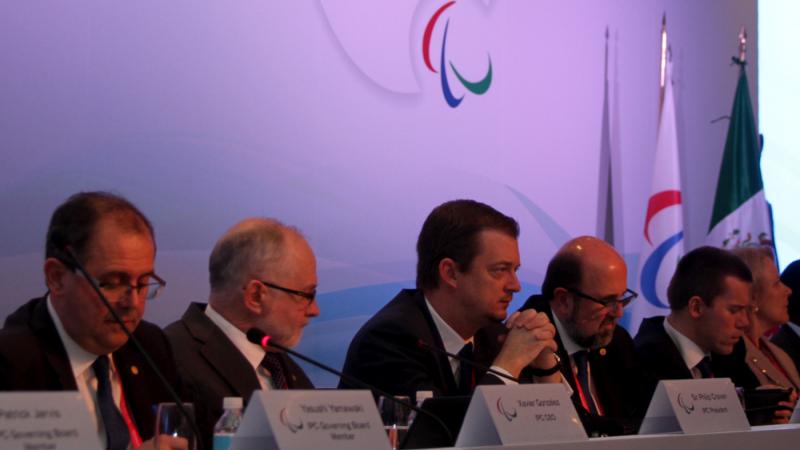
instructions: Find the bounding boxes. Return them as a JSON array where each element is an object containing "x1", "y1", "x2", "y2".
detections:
[{"x1": 340, "y1": 318, "x2": 449, "y2": 398}]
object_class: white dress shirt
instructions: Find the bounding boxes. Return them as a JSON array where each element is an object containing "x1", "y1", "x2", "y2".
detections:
[
  {"x1": 47, "y1": 296, "x2": 123, "y2": 449},
  {"x1": 663, "y1": 316, "x2": 709, "y2": 379},
  {"x1": 424, "y1": 297, "x2": 516, "y2": 385},
  {"x1": 204, "y1": 304, "x2": 278, "y2": 389}
]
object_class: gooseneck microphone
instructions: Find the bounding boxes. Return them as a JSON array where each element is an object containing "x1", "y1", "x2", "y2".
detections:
[
  {"x1": 54, "y1": 244, "x2": 204, "y2": 450},
  {"x1": 245, "y1": 328, "x2": 454, "y2": 444}
]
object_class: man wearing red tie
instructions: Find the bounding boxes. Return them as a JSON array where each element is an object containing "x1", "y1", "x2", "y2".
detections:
[
  {"x1": 0, "y1": 192, "x2": 186, "y2": 450},
  {"x1": 520, "y1": 237, "x2": 653, "y2": 436}
]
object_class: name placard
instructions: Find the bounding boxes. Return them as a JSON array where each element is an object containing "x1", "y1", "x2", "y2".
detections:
[
  {"x1": 0, "y1": 391, "x2": 101, "y2": 450},
  {"x1": 639, "y1": 378, "x2": 749, "y2": 434},
  {"x1": 230, "y1": 390, "x2": 389, "y2": 450},
  {"x1": 456, "y1": 384, "x2": 586, "y2": 447}
]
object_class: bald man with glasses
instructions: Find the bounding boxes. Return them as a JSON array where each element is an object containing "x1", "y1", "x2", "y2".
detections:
[
  {"x1": 520, "y1": 236, "x2": 653, "y2": 436},
  {"x1": 165, "y1": 218, "x2": 317, "y2": 450}
]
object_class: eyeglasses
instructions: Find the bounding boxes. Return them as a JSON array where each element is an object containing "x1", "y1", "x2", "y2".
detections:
[
  {"x1": 77, "y1": 271, "x2": 167, "y2": 301},
  {"x1": 259, "y1": 280, "x2": 316, "y2": 305},
  {"x1": 567, "y1": 287, "x2": 638, "y2": 309}
]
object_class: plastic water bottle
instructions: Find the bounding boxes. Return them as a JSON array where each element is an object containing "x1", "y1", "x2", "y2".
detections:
[{"x1": 213, "y1": 397, "x2": 243, "y2": 450}]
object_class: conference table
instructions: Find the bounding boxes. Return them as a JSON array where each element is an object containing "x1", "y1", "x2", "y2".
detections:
[{"x1": 429, "y1": 423, "x2": 800, "y2": 450}]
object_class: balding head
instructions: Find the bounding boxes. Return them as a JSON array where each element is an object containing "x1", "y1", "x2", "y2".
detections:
[
  {"x1": 542, "y1": 236, "x2": 626, "y2": 300},
  {"x1": 544, "y1": 236, "x2": 630, "y2": 349},
  {"x1": 209, "y1": 218, "x2": 305, "y2": 296}
]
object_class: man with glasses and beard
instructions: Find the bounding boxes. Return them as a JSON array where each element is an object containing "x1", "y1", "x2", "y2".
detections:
[
  {"x1": 165, "y1": 218, "x2": 317, "y2": 450},
  {"x1": 0, "y1": 191, "x2": 185, "y2": 450},
  {"x1": 520, "y1": 236, "x2": 652, "y2": 436}
]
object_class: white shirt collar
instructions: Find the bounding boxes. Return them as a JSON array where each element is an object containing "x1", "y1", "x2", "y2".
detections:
[
  {"x1": 663, "y1": 315, "x2": 708, "y2": 373},
  {"x1": 205, "y1": 303, "x2": 266, "y2": 373},
  {"x1": 552, "y1": 313, "x2": 585, "y2": 356},
  {"x1": 424, "y1": 297, "x2": 472, "y2": 377},
  {"x1": 47, "y1": 295, "x2": 101, "y2": 379}
]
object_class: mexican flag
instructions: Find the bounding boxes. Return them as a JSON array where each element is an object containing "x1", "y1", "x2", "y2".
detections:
[{"x1": 707, "y1": 61, "x2": 773, "y2": 249}]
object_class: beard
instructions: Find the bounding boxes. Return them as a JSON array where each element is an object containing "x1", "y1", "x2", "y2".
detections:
[{"x1": 565, "y1": 309, "x2": 616, "y2": 350}]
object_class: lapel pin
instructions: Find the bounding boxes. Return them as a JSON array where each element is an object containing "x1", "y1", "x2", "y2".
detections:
[
  {"x1": 131, "y1": 365, "x2": 139, "y2": 375},
  {"x1": 598, "y1": 348, "x2": 607, "y2": 356}
]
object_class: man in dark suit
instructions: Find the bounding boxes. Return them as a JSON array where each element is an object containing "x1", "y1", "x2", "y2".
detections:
[
  {"x1": 773, "y1": 259, "x2": 800, "y2": 372},
  {"x1": 634, "y1": 247, "x2": 754, "y2": 388},
  {"x1": 340, "y1": 199, "x2": 562, "y2": 399},
  {"x1": 165, "y1": 218, "x2": 316, "y2": 449},
  {"x1": 0, "y1": 192, "x2": 185, "y2": 450},
  {"x1": 520, "y1": 236, "x2": 651, "y2": 436}
]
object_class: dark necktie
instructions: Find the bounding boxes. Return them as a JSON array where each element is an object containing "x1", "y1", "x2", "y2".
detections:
[
  {"x1": 695, "y1": 356, "x2": 714, "y2": 379},
  {"x1": 92, "y1": 355, "x2": 130, "y2": 450},
  {"x1": 573, "y1": 350, "x2": 599, "y2": 415},
  {"x1": 457, "y1": 342, "x2": 475, "y2": 394},
  {"x1": 262, "y1": 352, "x2": 288, "y2": 389}
]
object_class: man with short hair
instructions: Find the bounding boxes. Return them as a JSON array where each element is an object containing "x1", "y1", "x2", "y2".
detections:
[
  {"x1": 634, "y1": 246, "x2": 753, "y2": 383},
  {"x1": 0, "y1": 191, "x2": 184, "y2": 450},
  {"x1": 165, "y1": 218, "x2": 317, "y2": 449},
  {"x1": 339, "y1": 199, "x2": 561, "y2": 399},
  {"x1": 520, "y1": 236, "x2": 651, "y2": 435}
]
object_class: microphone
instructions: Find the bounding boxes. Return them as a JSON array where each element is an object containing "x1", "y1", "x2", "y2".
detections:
[
  {"x1": 416, "y1": 339, "x2": 521, "y2": 383},
  {"x1": 245, "y1": 328, "x2": 454, "y2": 444},
  {"x1": 54, "y1": 245, "x2": 204, "y2": 450}
]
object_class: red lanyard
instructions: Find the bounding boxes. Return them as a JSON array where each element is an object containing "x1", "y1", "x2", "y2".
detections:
[{"x1": 113, "y1": 362, "x2": 143, "y2": 448}]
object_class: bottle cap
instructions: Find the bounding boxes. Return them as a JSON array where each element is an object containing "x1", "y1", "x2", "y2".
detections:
[{"x1": 223, "y1": 397, "x2": 243, "y2": 409}]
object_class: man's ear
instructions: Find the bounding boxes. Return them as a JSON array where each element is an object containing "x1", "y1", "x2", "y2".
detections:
[
  {"x1": 438, "y1": 258, "x2": 459, "y2": 289},
  {"x1": 243, "y1": 280, "x2": 265, "y2": 315},
  {"x1": 43, "y1": 258, "x2": 68, "y2": 296},
  {"x1": 688, "y1": 296, "x2": 705, "y2": 319},
  {"x1": 551, "y1": 287, "x2": 573, "y2": 317}
]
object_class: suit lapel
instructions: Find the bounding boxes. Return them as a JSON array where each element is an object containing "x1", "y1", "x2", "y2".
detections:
[
  {"x1": 183, "y1": 304, "x2": 261, "y2": 397},
  {"x1": 30, "y1": 299, "x2": 78, "y2": 390},
  {"x1": 412, "y1": 292, "x2": 460, "y2": 395}
]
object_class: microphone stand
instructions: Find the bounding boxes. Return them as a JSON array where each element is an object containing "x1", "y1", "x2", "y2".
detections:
[
  {"x1": 57, "y1": 248, "x2": 204, "y2": 450},
  {"x1": 246, "y1": 329, "x2": 454, "y2": 445}
]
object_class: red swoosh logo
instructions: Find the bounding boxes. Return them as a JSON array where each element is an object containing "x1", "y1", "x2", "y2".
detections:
[
  {"x1": 422, "y1": 1, "x2": 456, "y2": 73},
  {"x1": 644, "y1": 190, "x2": 682, "y2": 245}
]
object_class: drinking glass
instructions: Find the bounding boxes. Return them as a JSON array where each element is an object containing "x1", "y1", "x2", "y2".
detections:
[
  {"x1": 155, "y1": 402, "x2": 196, "y2": 450},
  {"x1": 378, "y1": 395, "x2": 411, "y2": 450}
]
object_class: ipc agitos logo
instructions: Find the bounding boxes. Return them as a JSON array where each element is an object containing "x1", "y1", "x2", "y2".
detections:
[
  {"x1": 423, "y1": 1, "x2": 493, "y2": 107},
  {"x1": 280, "y1": 408, "x2": 304, "y2": 433},
  {"x1": 496, "y1": 397, "x2": 518, "y2": 422}
]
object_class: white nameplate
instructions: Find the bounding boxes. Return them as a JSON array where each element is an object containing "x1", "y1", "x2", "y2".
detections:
[
  {"x1": 0, "y1": 391, "x2": 101, "y2": 450},
  {"x1": 639, "y1": 378, "x2": 749, "y2": 434},
  {"x1": 230, "y1": 390, "x2": 390, "y2": 450},
  {"x1": 456, "y1": 384, "x2": 586, "y2": 447}
]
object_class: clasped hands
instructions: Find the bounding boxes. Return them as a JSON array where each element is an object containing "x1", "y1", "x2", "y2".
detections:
[{"x1": 494, "y1": 309, "x2": 559, "y2": 378}]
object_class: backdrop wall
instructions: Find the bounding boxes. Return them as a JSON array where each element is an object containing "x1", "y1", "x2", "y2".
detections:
[{"x1": 0, "y1": 0, "x2": 757, "y2": 386}]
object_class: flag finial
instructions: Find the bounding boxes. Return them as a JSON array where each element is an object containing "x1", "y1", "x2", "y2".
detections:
[{"x1": 738, "y1": 26, "x2": 747, "y2": 63}]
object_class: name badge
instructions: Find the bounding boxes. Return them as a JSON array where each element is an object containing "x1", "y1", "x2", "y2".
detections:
[
  {"x1": 639, "y1": 378, "x2": 749, "y2": 434},
  {"x1": 0, "y1": 391, "x2": 101, "y2": 450},
  {"x1": 456, "y1": 384, "x2": 586, "y2": 447},
  {"x1": 231, "y1": 390, "x2": 389, "y2": 450}
]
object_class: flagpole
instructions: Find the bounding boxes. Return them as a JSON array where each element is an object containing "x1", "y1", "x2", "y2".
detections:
[{"x1": 659, "y1": 13, "x2": 667, "y2": 110}]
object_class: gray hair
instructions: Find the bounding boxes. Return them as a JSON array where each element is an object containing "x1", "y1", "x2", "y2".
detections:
[{"x1": 208, "y1": 219, "x2": 299, "y2": 294}]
